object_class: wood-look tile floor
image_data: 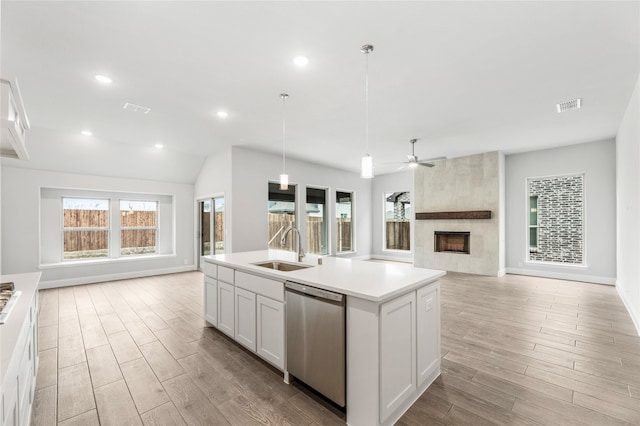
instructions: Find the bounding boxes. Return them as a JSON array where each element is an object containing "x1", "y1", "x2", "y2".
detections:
[{"x1": 31, "y1": 271, "x2": 640, "y2": 425}]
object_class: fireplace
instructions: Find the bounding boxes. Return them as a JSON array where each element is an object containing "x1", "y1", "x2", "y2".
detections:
[{"x1": 434, "y1": 231, "x2": 470, "y2": 254}]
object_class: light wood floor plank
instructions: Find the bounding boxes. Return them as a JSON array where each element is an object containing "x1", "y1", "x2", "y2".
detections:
[
  {"x1": 86, "y1": 344, "x2": 123, "y2": 388},
  {"x1": 31, "y1": 385, "x2": 57, "y2": 426},
  {"x1": 94, "y1": 380, "x2": 142, "y2": 426},
  {"x1": 162, "y1": 374, "x2": 230, "y2": 425},
  {"x1": 57, "y1": 362, "x2": 96, "y2": 422},
  {"x1": 35, "y1": 347, "x2": 57, "y2": 390},
  {"x1": 140, "y1": 401, "x2": 186, "y2": 426},
  {"x1": 58, "y1": 410, "x2": 100, "y2": 426},
  {"x1": 139, "y1": 340, "x2": 185, "y2": 382},
  {"x1": 39, "y1": 324, "x2": 58, "y2": 351},
  {"x1": 107, "y1": 330, "x2": 143, "y2": 364},
  {"x1": 120, "y1": 357, "x2": 170, "y2": 414}
]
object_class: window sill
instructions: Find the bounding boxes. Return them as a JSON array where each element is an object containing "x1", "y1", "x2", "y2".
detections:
[
  {"x1": 336, "y1": 251, "x2": 357, "y2": 256},
  {"x1": 39, "y1": 253, "x2": 176, "y2": 269},
  {"x1": 524, "y1": 260, "x2": 588, "y2": 269},
  {"x1": 382, "y1": 249, "x2": 412, "y2": 254}
]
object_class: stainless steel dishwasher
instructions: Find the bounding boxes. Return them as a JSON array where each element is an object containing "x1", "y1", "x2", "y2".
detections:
[{"x1": 285, "y1": 281, "x2": 346, "y2": 407}]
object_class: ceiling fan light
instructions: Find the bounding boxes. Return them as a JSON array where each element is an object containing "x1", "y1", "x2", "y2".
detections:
[
  {"x1": 361, "y1": 155, "x2": 374, "y2": 178},
  {"x1": 280, "y1": 174, "x2": 289, "y2": 190},
  {"x1": 408, "y1": 162, "x2": 419, "y2": 168}
]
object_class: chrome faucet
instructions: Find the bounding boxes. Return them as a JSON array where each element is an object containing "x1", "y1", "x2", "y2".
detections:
[{"x1": 281, "y1": 225, "x2": 306, "y2": 262}]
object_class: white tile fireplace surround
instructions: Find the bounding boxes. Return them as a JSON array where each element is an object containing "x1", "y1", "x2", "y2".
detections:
[{"x1": 414, "y1": 151, "x2": 504, "y2": 276}]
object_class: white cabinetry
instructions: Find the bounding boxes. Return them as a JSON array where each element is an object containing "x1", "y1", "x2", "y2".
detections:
[
  {"x1": 256, "y1": 295, "x2": 285, "y2": 370},
  {"x1": 1, "y1": 272, "x2": 40, "y2": 426},
  {"x1": 203, "y1": 260, "x2": 285, "y2": 371},
  {"x1": 380, "y1": 292, "x2": 416, "y2": 422},
  {"x1": 217, "y1": 281, "x2": 235, "y2": 338},
  {"x1": 417, "y1": 285, "x2": 440, "y2": 387},
  {"x1": 234, "y1": 287, "x2": 256, "y2": 351},
  {"x1": 204, "y1": 277, "x2": 217, "y2": 326}
]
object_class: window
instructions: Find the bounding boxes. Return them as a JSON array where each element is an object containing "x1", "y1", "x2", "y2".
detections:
[
  {"x1": 42, "y1": 188, "x2": 174, "y2": 264},
  {"x1": 199, "y1": 197, "x2": 225, "y2": 256},
  {"x1": 384, "y1": 191, "x2": 411, "y2": 251},
  {"x1": 529, "y1": 196, "x2": 538, "y2": 252},
  {"x1": 63, "y1": 198, "x2": 110, "y2": 260},
  {"x1": 306, "y1": 187, "x2": 328, "y2": 255},
  {"x1": 527, "y1": 174, "x2": 584, "y2": 264},
  {"x1": 120, "y1": 200, "x2": 158, "y2": 256},
  {"x1": 214, "y1": 198, "x2": 225, "y2": 254},
  {"x1": 336, "y1": 191, "x2": 353, "y2": 253},
  {"x1": 268, "y1": 182, "x2": 296, "y2": 251}
]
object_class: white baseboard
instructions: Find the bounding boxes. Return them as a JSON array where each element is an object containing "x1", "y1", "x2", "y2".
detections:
[
  {"x1": 39, "y1": 265, "x2": 197, "y2": 289},
  {"x1": 505, "y1": 267, "x2": 616, "y2": 285},
  {"x1": 497, "y1": 268, "x2": 506, "y2": 277},
  {"x1": 616, "y1": 281, "x2": 640, "y2": 336}
]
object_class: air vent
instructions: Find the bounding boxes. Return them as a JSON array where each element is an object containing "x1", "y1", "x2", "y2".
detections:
[
  {"x1": 123, "y1": 102, "x2": 151, "y2": 114},
  {"x1": 556, "y1": 98, "x2": 582, "y2": 113}
]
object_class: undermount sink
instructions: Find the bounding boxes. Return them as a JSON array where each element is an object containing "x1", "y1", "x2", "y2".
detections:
[{"x1": 252, "y1": 260, "x2": 313, "y2": 272}]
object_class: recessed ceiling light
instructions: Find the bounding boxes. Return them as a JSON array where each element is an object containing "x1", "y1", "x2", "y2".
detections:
[
  {"x1": 81, "y1": 130, "x2": 93, "y2": 136},
  {"x1": 94, "y1": 74, "x2": 113, "y2": 84},
  {"x1": 217, "y1": 111, "x2": 229, "y2": 118},
  {"x1": 293, "y1": 56, "x2": 309, "y2": 67},
  {"x1": 154, "y1": 143, "x2": 163, "y2": 149}
]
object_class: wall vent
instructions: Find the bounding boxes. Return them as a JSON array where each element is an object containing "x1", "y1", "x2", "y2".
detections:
[
  {"x1": 556, "y1": 98, "x2": 582, "y2": 113},
  {"x1": 123, "y1": 102, "x2": 151, "y2": 114}
]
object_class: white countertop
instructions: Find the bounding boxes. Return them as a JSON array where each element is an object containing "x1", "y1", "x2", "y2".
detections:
[
  {"x1": 205, "y1": 250, "x2": 445, "y2": 303},
  {"x1": 1, "y1": 272, "x2": 41, "y2": 382}
]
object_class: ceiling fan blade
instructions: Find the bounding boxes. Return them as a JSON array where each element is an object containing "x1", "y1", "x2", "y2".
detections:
[
  {"x1": 418, "y1": 162, "x2": 435, "y2": 168},
  {"x1": 418, "y1": 156, "x2": 446, "y2": 163}
]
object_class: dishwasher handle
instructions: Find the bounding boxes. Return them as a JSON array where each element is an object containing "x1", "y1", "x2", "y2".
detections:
[{"x1": 285, "y1": 281, "x2": 345, "y2": 304}]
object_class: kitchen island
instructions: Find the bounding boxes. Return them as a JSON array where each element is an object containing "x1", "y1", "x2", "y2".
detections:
[{"x1": 203, "y1": 250, "x2": 445, "y2": 426}]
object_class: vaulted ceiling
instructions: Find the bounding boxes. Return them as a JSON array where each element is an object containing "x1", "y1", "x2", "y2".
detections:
[{"x1": 2, "y1": 1, "x2": 638, "y2": 183}]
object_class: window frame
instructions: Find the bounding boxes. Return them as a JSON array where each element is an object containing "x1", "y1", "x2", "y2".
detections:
[
  {"x1": 61, "y1": 197, "x2": 111, "y2": 261},
  {"x1": 268, "y1": 181, "x2": 298, "y2": 252},
  {"x1": 306, "y1": 186, "x2": 329, "y2": 255},
  {"x1": 525, "y1": 173, "x2": 586, "y2": 266},
  {"x1": 119, "y1": 199, "x2": 159, "y2": 257},
  {"x1": 335, "y1": 189, "x2": 355, "y2": 254},
  {"x1": 382, "y1": 190, "x2": 412, "y2": 253}
]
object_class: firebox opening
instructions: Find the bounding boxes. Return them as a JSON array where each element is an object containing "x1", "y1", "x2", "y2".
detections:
[{"x1": 434, "y1": 231, "x2": 470, "y2": 254}]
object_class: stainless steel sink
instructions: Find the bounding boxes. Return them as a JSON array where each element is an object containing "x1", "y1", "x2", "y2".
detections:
[{"x1": 252, "y1": 261, "x2": 313, "y2": 272}]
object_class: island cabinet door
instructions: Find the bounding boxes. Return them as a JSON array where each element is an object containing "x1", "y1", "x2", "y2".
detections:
[
  {"x1": 256, "y1": 295, "x2": 285, "y2": 370},
  {"x1": 379, "y1": 291, "x2": 417, "y2": 423},
  {"x1": 234, "y1": 287, "x2": 257, "y2": 352},
  {"x1": 204, "y1": 277, "x2": 218, "y2": 327},
  {"x1": 217, "y1": 281, "x2": 235, "y2": 338},
  {"x1": 417, "y1": 285, "x2": 440, "y2": 387}
]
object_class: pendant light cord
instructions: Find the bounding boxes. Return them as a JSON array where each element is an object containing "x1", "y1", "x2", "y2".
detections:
[
  {"x1": 365, "y1": 51, "x2": 369, "y2": 156},
  {"x1": 281, "y1": 93, "x2": 288, "y2": 175}
]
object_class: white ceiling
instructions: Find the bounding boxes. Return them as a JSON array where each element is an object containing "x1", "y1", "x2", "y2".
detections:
[{"x1": 1, "y1": 1, "x2": 638, "y2": 184}]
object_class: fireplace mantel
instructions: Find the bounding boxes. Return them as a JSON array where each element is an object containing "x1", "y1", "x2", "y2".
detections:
[{"x1": 416, "y1": 210, "x2": 491, "y2": 220}]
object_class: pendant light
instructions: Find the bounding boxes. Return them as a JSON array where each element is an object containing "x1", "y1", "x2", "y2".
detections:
[
  {"x1": 280, "y1": 93, "x2": 289, "y2": 190},
  {"x1": 360, "y1": 44, "x2": 374, "y2": 179}
]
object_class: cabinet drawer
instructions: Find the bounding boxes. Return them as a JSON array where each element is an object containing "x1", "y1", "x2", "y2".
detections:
[
  {"x1": 235, "y1": 271, "x2": 284, "y2": 302},
  {"x1": 218, "y1": 266, "x2": 235, "y2": 284},
  {"x1": 202, "y1": 262, "x2": 217, "y2": 278}
]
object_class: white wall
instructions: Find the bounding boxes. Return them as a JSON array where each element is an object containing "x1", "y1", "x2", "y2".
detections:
[
  {"x1": 371, "y1": 170, "x2": 414, "y2": 262},
  {"x1": 197, "y1": 146, "x2": 372, "y2": 257},
  {"x1": 615, "y1": 76, "x2": 640, "y2": 333},
  {"x1": 505, "y1": 139, "x2": 617, "y2": 284},
  {"x1": 1, "y1": 167, "x2": 195, "y2": 287},
  {"x1": 194, "y1": 146, "x2": 233, "y2": 251}
]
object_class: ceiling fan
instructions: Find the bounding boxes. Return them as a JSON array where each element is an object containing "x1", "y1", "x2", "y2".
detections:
[{"x1": 401, "y1": 139, "x2": 446, "y2": 169}]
